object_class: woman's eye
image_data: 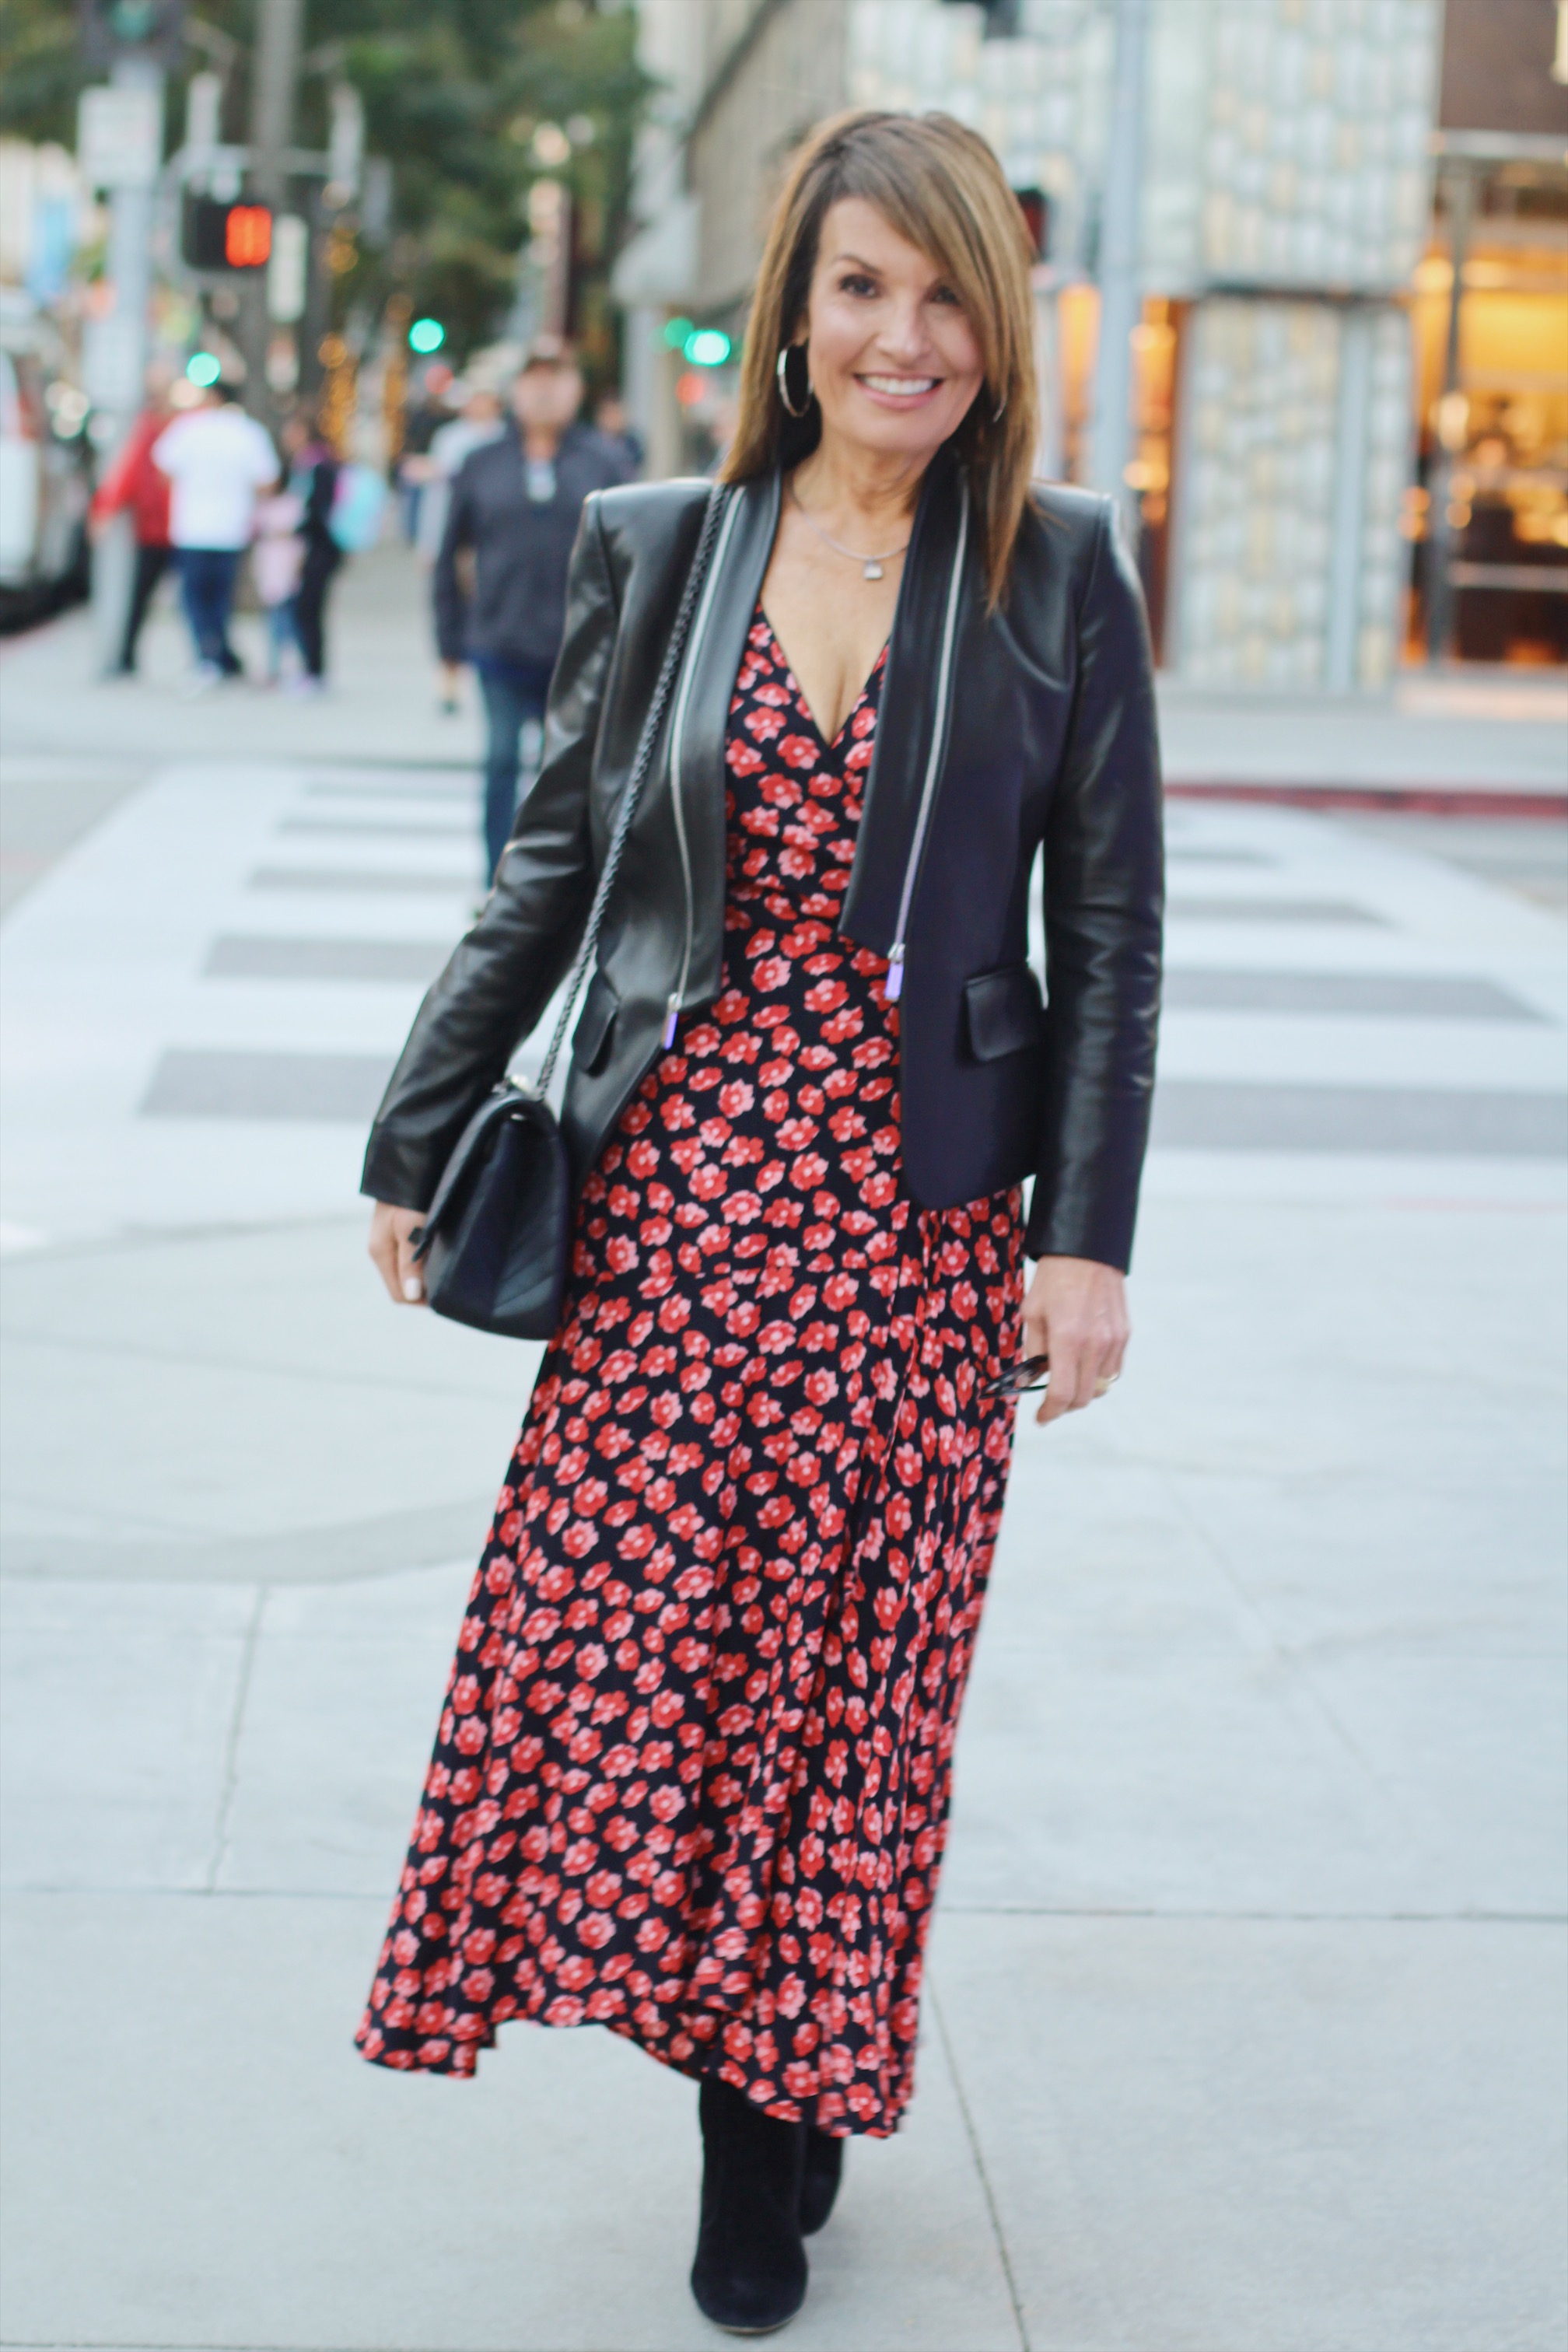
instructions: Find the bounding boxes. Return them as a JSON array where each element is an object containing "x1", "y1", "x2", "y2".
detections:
[
  {"x1": 929, "y1": 284, "x2": 961, "y2": 307},
  {"x1": 838, "y1": 273, "x2": 877, "y2": 297}
]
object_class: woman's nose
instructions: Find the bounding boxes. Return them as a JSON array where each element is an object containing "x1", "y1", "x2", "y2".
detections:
[{"x1": 872, "y1": 298, "x2": 932, "y2": 365}]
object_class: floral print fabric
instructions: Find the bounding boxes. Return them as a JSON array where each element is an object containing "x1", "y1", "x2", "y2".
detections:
[{"x1": 357, "y1": 610, "x2": 1024, "y2": 2135}]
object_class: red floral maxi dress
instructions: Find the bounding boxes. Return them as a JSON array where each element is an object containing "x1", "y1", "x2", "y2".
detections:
[{"x1": 356, "y1": 609, "x2": 1025, "y2": 2136}]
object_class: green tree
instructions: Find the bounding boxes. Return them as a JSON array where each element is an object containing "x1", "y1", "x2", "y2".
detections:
[
  {"x1": 0, "y1": 0, "x2": 89, "y2": 145},
  {"x1": 317, "y1": 0, "x2": 649, "y2": 369},
  {"x1": 1, "y1": 0, "x2": 651, "y2": 376}
]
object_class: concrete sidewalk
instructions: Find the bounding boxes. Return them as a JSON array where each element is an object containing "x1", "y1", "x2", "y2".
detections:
[
  {"x1": 2, "y1": 538, "x2": 1565, "y2": 797},
  {"x1": 1, "y1": 563, "x2": 1564, "y2": 2350},
  {"x1": 1158, "y1": 669, "x2": 1568, "y2": 805},
  {"x1": 0, "y1": 544, "x2": 485, "y2": 775}
]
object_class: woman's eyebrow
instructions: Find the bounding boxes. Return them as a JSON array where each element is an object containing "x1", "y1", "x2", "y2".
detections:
[{"x1": 829, "y1": 250, "x2": 952, "y2": 294}]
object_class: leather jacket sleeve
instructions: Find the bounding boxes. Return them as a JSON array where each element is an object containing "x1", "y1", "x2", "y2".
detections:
[
  {"x1": 360, "y1": 495, "x2": 620, "y2": 1209},
  {"x1": 1025, "y1": 504, "x2": 1164, "y2": 1270}
]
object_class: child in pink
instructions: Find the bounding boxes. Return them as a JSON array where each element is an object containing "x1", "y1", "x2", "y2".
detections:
[{"x1": 251, "y1": 490, "x2": 306, "y2": 683}]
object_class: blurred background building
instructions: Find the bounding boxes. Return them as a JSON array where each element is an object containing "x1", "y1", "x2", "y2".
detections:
[
  {"x1": 615, "y1": 0, "x2": 1568, "y2": 688},
  {"x1": 1, "y1": 0, "x2": 1564, "y2": 680}
]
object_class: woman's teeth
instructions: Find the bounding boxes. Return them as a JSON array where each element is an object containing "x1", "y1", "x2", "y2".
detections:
[{"x1": 860, "y1": 375, "x2": 938, "y2": 397}]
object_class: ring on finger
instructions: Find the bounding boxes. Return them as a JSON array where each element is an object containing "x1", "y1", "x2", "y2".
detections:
[{"x1": 1093, "y1": 1374, "x2": 1120, "y2": 1399}]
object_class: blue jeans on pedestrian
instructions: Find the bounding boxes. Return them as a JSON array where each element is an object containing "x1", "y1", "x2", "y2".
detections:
[
  {"x1": 478, "y1": 659, "x2": 555, "y2": 881},
  {"x1": 177, "y1": 547, "x2": 243, "y2": 674}
]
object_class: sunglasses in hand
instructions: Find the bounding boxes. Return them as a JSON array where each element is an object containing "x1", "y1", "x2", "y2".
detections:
[{"x1": 982, "y1": 1353, "x2": 1051, "y2": 1398}]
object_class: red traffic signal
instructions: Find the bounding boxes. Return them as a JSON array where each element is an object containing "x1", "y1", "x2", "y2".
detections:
[
  {"x1": 182, "y1": 195, "x2": 273, "y2": 271},
  {"x1": 224, "y1": 205, "x2": 272, "y2": 267}
]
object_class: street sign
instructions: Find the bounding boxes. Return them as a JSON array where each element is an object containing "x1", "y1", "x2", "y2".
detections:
[
  {"x1": 77, "y1": 82, "x2": 162, "y2": 189},
  {"x1": 267, "y1": 214, "x2": 308, "y2": 322},
  {"x1": 82, "y1": 310, "x2": 145, "y2": 407}
]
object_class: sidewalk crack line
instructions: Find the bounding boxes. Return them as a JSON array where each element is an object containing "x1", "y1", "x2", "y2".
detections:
[
  {"x1": 207, "y1": 1584, "x2": 266, "y2": 1892},
  {"x1": 929, "y1": 1976, "x2": 1034, "y2": 2352}
]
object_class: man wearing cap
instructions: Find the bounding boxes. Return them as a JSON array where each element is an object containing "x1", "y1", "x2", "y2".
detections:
[{"x1": 434, "y1": 338, "x2": 633, "y2": 879}]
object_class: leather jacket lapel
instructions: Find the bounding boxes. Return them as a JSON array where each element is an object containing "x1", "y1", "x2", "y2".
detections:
[
  {"x1": 673, "y1": 469, "x2": 779, "y2": 999},
  {"x1": 841, "y1": 443, "x2": 968, "y2": 955},
  {"x1": 658, "y1": 449, "x2": 966, "y2": 994}
]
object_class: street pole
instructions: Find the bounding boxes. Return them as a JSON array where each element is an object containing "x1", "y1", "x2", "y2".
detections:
[
  {"x1": 1087, "y1": 0, "x2": 1150, "y2": 534},
  {"x1": 1426, "y1": 165, "x2": 1474, "y2": 667},
  {"x1": 90, "y1": 54, "x2": 163, "y2": 674},
  {"x1": 241, "y1": 0, "x2": 304, "y2": 419}
]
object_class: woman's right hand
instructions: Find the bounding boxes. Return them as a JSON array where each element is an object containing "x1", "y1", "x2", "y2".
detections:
[{"x1": 368, "y1": 1202, "x2": 429, "y2": 1305}]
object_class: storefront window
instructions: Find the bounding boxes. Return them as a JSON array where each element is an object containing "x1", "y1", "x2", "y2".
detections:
[
  {"x1": 1407, "y1": 168, "x2": 1568, "y2": 667},
  {"x1": 1045, "y1": 286, "x2": 1185, "y2": 666}
]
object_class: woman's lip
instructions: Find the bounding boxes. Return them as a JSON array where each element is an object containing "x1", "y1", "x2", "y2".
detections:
[{"x1": 855, "y1": 373, "x2": 942, "y2": 404}]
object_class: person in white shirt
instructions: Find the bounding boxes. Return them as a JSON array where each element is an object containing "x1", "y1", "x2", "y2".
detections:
[{"x1": 152, "y1": 382, "x2": 278, "y2": 684}]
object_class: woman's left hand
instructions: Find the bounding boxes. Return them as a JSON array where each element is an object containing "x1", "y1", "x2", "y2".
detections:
[{"x1": 1020, "y1": 1255, "x2": 1129, "y2": 1426}]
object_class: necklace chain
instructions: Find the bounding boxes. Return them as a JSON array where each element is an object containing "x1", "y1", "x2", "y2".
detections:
[{"x1": 790, "y1": 485, "x2": 909, "y2": 580}]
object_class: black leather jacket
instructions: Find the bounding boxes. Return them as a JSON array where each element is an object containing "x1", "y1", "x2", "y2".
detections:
[{"x1": 363, "y1": 446, "x2": 1164, "y2": 1269}]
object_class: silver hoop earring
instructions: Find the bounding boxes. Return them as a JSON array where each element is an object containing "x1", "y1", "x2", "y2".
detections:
[
  {"x1": 776, "y1": 343, "x2": 814, "y2": 418},
  {"x1": 992, "y1": 390, "x2": 1007, "y2": 424}
]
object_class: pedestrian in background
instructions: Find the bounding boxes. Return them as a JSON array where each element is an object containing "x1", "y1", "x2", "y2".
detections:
[
  {"x1": 417, "y1": 374, "x2": 506, "y2": 713},
  {"x1": 88, "y1": 366, "x2": 174, "y2": 676},
  {"x1": 433, "y1": 335, "x2": 632, "y2": 878},
  {"x1": 152, "y1": 381, "x2": 277, "y2": 689},
  {"x1": 283, "y1": 408, "x2": 342, "y2": 695},
  {"x1": 395, "y1": 360, "x2": 454, "y2": 542},
  {"x1": 593, "y1": 388, "x2": 646, "y2": 478},
  {"x1": 363, "y1": 110, "x2": 1161, "y2": 2334},
  {"x1": 250, "y1": 482, "x2": 305, "y2": 684}
]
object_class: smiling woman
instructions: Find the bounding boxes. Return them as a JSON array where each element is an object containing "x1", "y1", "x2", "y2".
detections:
[
  {"x1": 726, "y1": 110, "x2": 1040, "y2": 616},
  {"x1": 747, "y1": 194, "x2": 987, "y2": 751},
  {"x1": 359, "y1": 107, "x2": 1164, "y2": 2337}
]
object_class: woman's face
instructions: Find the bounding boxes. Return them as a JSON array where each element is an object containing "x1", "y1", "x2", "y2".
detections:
[{"x1": 799, "y1": 197, "x2": 985, "y2": 467}]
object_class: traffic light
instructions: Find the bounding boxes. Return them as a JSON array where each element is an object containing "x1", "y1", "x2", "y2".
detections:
[
  {"x1": 79, "y1": 0, "x2": 186, "y2": 68},
  {"x1": 183, "y1": 195, "x2": 273, "y2": 271}
]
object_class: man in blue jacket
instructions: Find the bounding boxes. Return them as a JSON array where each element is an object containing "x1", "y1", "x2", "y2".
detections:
[{"x1": 434, "y1": 338, "x2": 635, "y2": 879}]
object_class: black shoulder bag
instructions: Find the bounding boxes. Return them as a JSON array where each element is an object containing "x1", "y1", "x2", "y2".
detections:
[{"x1": 411, "y1": 485, "x2": 729, "y2": 1341}]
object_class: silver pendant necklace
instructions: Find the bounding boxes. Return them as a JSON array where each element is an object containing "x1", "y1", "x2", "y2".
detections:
[{"x1": 791, "y1": 485, "x2": 909, "y2": 581}]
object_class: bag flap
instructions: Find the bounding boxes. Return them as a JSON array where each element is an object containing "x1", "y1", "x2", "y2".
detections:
[
  {"x1": 963, "y1": 963, "x2": 1046, "y2": 1062},
  {"x1": 572, "y1": 969, "x2": 620, "y2": 1076},
  {"x1": 415, "y1": 1083, "x2": 537, "y2": 1251}
]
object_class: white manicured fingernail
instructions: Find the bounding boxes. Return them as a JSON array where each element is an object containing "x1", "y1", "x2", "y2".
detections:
[{"x1": 403, "y1": 1277, "x2": 424, "y2": 1301}]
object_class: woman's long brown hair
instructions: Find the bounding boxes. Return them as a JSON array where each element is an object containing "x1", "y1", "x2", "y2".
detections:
[{"x1": 721, "y1": 110, "x2": 1041, "y2": 611}]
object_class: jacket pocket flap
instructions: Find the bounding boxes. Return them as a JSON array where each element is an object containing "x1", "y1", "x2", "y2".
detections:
[
  {"x1": 572, "y1": 970, "x2": 619, "y2": 1074},
  {"x1": 964, "y1": 963, "x2": 1045, "y2": 1062}
]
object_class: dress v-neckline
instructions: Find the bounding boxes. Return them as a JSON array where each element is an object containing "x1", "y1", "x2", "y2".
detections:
[{"x1": 757, "y1": 607, "x2": 888, "y2": 755}]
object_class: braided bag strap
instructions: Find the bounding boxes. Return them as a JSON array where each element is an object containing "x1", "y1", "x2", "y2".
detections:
[{"x1": 530, "y1": 482, "x2": 729, "y2": 1100}]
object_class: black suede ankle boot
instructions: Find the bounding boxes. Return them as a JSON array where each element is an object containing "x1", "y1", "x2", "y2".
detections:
[
  {"x1": 798, "y1": 2126, "x2": 844, "y2": 2235},
  {"x1": 691, "y1": 2077, "x2": 809, "y2": 2333}
]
